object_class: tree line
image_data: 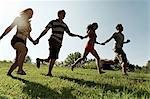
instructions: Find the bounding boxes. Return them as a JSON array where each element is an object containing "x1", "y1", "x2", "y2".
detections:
[{"x1": 0, "y1": 52, "x2": 150, "y2": 73}]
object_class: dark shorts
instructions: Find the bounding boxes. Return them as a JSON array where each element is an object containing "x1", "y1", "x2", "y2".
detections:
[
  {"x1": 47, "y1": 38, "x2": 62, "y2": 59},
  {"x1": 114, "y1": 48, "x2": 127, "y2": 63},
  {"x1": 11, "y1": 35, "x2": 26, "y2": 48}
]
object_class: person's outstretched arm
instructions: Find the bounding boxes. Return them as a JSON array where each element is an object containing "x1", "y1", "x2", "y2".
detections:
[
  {"x1": 34, "y1": 27, "x2": 50, "y2": 45},
  {"x1": 28, "y1": 34, "x2": 34, "y2": 44},
  {"x1": 80, "y1": 34, "x2": 88, "y2": 39},
  {"x1": 65, "y1": 25, "x2": 83, "y2": 39},
  {"x1": 37, "y1": 27, "x2": 50, "y2": 40},
  {"x1": 34, "y1": 20, "x2": 53, "y2": 45},
  {"x1": 0, "y1": 18, "x2": 17, "y2": 40},
  {"x1": 67, "y1": 32, "x2": 83, "y2": 39},
  {"x1": 123, "y1": 39, "x2": 130, "y2": 44},
  {"x1": 95, "y1": 41, "x2": 101, "y2": 45},
  {"x1": 101, "y1": 34, "x2": 114, "y2": 45}
]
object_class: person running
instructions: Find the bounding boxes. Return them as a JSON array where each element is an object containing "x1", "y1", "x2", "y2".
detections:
[
  {"x1": 0, "y1": 8, "x2": 35, "y2": 76},
  {"x1": 71, "y1": 22, "x2": 105, "y2": 74},
  {"x1": 101, "y1": 24, "x2": 130, "y2": 75},
  {"x1": 34, "y1": 10, "x2": 83, "y2": 76}
]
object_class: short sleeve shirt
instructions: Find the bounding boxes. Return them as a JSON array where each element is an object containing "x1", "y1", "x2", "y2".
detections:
[
  {"x1": 46, "y1": 19, "x2": 70, "y2": 44},
  {"x1": 112, "y1": 32, "x2": 124, "y2": 48}
]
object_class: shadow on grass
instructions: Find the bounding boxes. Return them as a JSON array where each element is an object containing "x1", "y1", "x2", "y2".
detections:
[
  {"x1": 0, "y1": 96, "x2": 9, "y2": 99},
  {"x1": 128, "y1": 78, "x2": 150, "y2": 82},
  {"x1": 9, "y1": 76, "x2": 76, "y2": 99},
  {"x1": 59, "y1": 76, "x2": 150, "y2": 97}
]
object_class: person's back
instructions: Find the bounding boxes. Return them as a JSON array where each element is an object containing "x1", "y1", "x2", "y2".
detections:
[
  {"x1": 16, "y1": 17, "x2": 32, "y2": 37},
  {"x1": 86, "y1": 23, "x2": 97, "y2": 46},
  {"x1": 113, "y1": 32, "x2": 124, "y2": 49}
]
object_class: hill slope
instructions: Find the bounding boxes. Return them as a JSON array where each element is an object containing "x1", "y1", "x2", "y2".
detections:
[{"x1": 0, "y1": 63, "x2": 149, "y2": 98}]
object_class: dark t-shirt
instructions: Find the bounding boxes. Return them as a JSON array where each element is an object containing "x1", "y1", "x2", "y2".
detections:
[{"x1": 112, "y1": 32, "x2": 124, "y2": 48}]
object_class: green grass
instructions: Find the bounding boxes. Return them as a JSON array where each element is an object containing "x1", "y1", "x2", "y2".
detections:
[{"x1": 0, "y1": 63, "x2": 149, "y2": 99}]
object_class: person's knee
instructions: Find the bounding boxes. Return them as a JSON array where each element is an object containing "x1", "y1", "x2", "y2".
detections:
[
  {"x1": 14, "y1": 60, "x2": 18, "y2": 65},
  {"x1": 114, "y1": 58, "x2": 119, "y2": 64},
  {"x1": 122, "y1": 56, "x2": 127, "y2": 64},
  {"x1": 96, "y1": 56, "x2": 100, "y2": 61},
  {"x1": 18, "y1": 61, "x2": 23, "y2": 66},
  {"x1": 81, "y1": 56, "x2": 86, "y2": 60},
  {"x1": 25, "y1": 47, "x2": 28, "y2": 53},
  {"x1": 21, "y1": 47, "x2": 28, "y2": 55},
  {"x1": 123, "y1": 59, "x2": 127, "y2": 64}
]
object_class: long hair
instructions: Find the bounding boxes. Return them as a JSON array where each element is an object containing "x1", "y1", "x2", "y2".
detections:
[
  {"x1": 87, "y1": 22, "x2": 98, "y2": 33},
  {"x1": 20, "y1": 8, "x2": 33, "y2": 16},
  {"x1": 92, "y1": 23, "x2": 98, "y2": 30},
  {"x1": 87, "y1": 24, "x2": 93, "y2": 32}
]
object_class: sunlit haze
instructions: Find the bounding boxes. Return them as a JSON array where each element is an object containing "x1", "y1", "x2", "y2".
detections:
[{"x1": 0, "y1": 0, "x2": 149, "y2": 66}]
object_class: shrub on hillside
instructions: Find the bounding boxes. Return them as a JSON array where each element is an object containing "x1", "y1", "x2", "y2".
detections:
[{"x1": 82, "y1": 61, "x2": 97, "y2": 69}]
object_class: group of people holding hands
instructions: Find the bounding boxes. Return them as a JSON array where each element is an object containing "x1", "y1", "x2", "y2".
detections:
[{"x1": 0, "y1": 8, "x2": 130, "y2": 77}]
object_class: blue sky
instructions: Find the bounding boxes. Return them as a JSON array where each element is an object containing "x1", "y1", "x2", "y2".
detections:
[{"x1": 0, "y1": 0, "x2": 149, "y2": 66}]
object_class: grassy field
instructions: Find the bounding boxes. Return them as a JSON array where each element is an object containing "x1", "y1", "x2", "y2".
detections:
[{"x1": 0, "y1": 62, "x2": 149, "y2": 99}]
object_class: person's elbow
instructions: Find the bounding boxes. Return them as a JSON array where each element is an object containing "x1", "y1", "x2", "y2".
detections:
[
  {"x1": 44, "y1": 28, "x2": 49, "y2": 33},
  {"x1": 5, "y1": 26, "x2": 13, "y2": 33}
]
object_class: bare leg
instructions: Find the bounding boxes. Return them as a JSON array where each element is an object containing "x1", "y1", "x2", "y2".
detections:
[
  {"x1": 11, "y1": 42, "x2": 28, "y2": 75},
  {"x1": 17, "y1": 47, "x2": 28, "y2": 73},
  {"x1": 7, "y1": 50, "x2": 19, "y2": 76},
  {"x1": 7, "y1": 54, "x2": 18, "y2": 76},
  {"x1": 117, "y1": 51, "x2": 128, "y2": 75},
  {"x1": 121, "y1": 61, "x2": 128, "y2": 75},
  {"x1": 91, "y1": 49, "x2": 105, "y2": 74},
  {"x1": 71, "y1": 50, "x2": 89, "y2": 71},
  {"x1": 115, "y1": 53, "x2": 122, "y2": 63},
  {"x1": 7, "y1": 64, "x2": 18, "y2": 76},
  {"x1": 7, "y1": 42, "x2": 27, "y2": 75},
  {"x1": 47, "y1": 59, "x2": 56, "y2": 76}
]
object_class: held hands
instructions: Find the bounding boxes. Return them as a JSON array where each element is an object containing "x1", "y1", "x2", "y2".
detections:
[
  {"x1": 100, "y1": 43, "x2": 105, "y2": 45},
  {"x1": 78, "y1": 35, "x2": 84, "y2": 39},
  {"x1": 33, "y1": 39, "x2": 39, "y2": 45},
  {"x1": 95, "y1": 41, "x2": 105, "y2": 45}
]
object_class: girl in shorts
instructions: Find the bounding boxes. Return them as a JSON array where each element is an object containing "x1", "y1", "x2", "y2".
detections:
[
  {"x1": 71, "y1": 22, "x2": 105, "y2": 74},
  {"x1": 0, "y1": 8, "x2": 35, "y2": 76}
]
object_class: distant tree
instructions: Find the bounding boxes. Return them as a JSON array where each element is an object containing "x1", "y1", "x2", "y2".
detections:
[
  {"x1": 54, "y1": 61, "x2": 64, "y2": 67},
  {"x1": 64, "y1": 52, "x2": 82, "y2": 67},
  {"x1": 24, "y1": 55, "x2": 32, "y2": 63},
  {"x1": 135, "y1": 65, "x2": 142, "y2": 70},
  {"x1": 3, "y1": 60, "x2": 7, "y2": 63},
  {"x1": 1, "y1": 60, "x2": 13, "y2": 63},
  {"x1": 82, "y1": 59, "x2": 96, "y2": 69},
  {"x1": 146, "y1": 60, "x2": 150, "y2": 70},
  {"x1": 127, "y1": 63, "x2": 135, "y2": 72},
  {"x1": 86, "y1": 59, "x2": 95, "y2": 63},
  {"x1": 142, "y1": 60, "x2": 150, "y2": 73}
]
